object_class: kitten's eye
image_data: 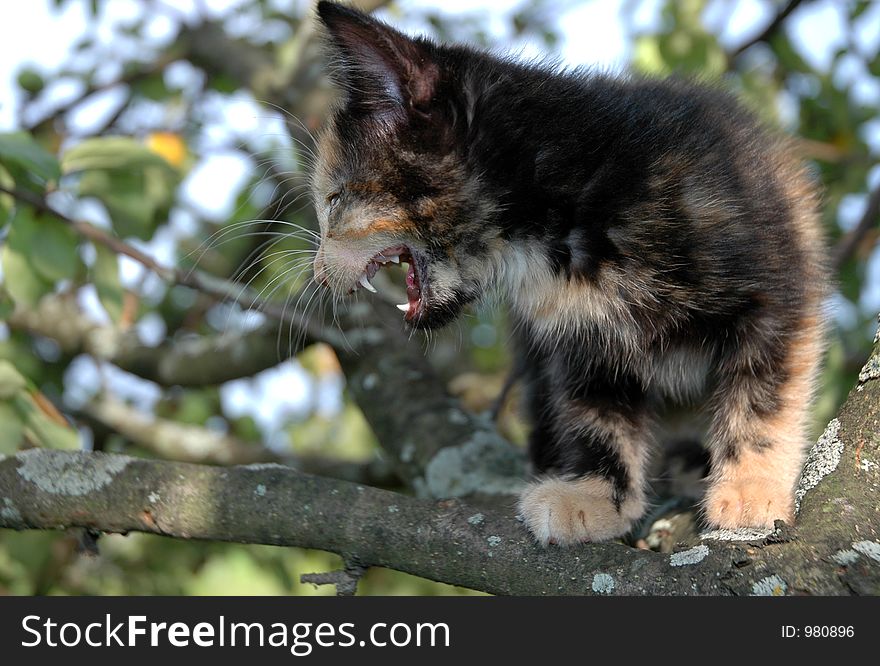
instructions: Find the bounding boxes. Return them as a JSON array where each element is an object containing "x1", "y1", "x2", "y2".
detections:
[{"x1": 326, "y1": 192, "x2": 341, "y2": 211}]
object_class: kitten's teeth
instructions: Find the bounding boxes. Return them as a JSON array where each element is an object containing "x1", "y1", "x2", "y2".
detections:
[
  {"x1": 396, "y1": 303, "x2": 409, "y2": 312},
  {"x1": 358, "y1": 274, "x2": 377, "y2": 293},
  {"x1": 388, "y1": 255, "x2": 400, "y2": 263}
]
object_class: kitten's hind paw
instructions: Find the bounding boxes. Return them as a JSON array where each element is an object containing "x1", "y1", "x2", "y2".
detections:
[
  {"x1": 518, "y1": 476, "x2": 643, "y2": 546},
  {"x1": 703, "y1": 476, "x2": 794, "y2": 529}
]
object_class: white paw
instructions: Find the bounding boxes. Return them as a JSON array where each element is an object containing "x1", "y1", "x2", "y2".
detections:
[{"x1": 517, "y1": 476, "x2": 640, "y2": 546}]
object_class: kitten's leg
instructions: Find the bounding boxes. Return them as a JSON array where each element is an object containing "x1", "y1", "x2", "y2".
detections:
[
  {"x1": 518, "y1": 374, "x2": 651, "y2": 545},
  {"x1": 703, "y1": 319, "x2": 822, "y2": 529}
]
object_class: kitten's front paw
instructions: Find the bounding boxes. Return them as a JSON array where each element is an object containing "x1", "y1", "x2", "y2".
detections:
[
  {"x1": 518, "y1": 477, "x2": 640, "y2": 546},
  {"x1": 704, "y1": 477, "x2": 794, "y2": 529}
]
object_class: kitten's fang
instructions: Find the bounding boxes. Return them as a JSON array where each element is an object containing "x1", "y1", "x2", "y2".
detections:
[{"x1": 360, "y1": 245, "x2": 424, "y2": 321}]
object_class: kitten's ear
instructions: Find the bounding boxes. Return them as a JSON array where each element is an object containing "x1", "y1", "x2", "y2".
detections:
[{"x1": 316, "y1": 1, "x2": 439, "y2": 120}]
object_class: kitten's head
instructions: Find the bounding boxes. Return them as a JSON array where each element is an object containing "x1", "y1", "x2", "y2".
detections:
[{"x1": 311, "y1": 1, "x2": 495, "y2": 329}]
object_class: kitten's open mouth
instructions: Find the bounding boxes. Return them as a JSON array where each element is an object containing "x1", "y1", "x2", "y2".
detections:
[{"x1": 352, "y1": 244, "x2": 425, "y2": 321}]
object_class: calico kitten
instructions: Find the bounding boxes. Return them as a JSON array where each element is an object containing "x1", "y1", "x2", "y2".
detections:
[{"x1": 310, "y1": 2, "x2": 826, "y2": 545}]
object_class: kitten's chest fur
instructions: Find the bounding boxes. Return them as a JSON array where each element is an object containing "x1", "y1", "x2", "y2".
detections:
[{"x1": 501, "y1": 241, "x2": 714, "y2": 404}]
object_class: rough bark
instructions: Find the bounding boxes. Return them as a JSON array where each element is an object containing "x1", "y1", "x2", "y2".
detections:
[
  {"x1": 2, "y1": 342, "x2": 878, "y2": 595},
  {"x1": 330, "y1": 300, "x2": 528, "y2": 498}
]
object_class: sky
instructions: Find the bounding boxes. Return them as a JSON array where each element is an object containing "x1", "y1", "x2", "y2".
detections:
[{"x1": 1, "y1": 0, "x2": 878, "y2": 442}]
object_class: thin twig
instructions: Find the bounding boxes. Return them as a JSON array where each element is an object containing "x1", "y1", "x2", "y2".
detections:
[
  {"x1": 301, "y1": 560, "x2": 367, "y2": 596},
  {"x1": 24, "y1": 55, "x2": 177, "y2": 133},
  {"x1": 728, "y1": 0, "x2": 806, "y2": 60},
  {"x1": 833, "y1": 182, "x2": 880, "y2": 270},
  {"x1": 0, "y1": 184, "x2": 341, "y2": 347}
]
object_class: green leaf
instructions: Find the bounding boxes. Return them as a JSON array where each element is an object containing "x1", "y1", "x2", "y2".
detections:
[
  {"x1": 231, "y1": 415, "x2": 261, "y2": 442},
  {"x1": 93, "y1": 243, "x2": 124, "y2": 322},
  {"x1": 132, "y1": 73, "x2": 171, "y2": 101},
  {"x1": 633, "y1": 36, "x2": 668, "y2": 75},
  {"x1": 0, "y1": 244, "x2": 51, "y2": 309},
  {"x1": 0, "y1": 332, "x2": 44, "y2": 384},
  {"x1": 61, "y1": 136, "x2": 176, "y2": 175},
  {"x1": 16, "y1": 68, "x2": 45, "y2": 95},
  {"x1": 12, "y1": 393, "x2": 80, "y2": 451},
  {"x1": 769, "y1": 33, "x2": 812, "y2": 74},
  {"x1": 0, "y1": 359, "x2": 27, "y2": 400},
  {"x1": 73, "y1": 36, "x2": 94, "y2": 52},
  {"x1": 851, "y1": 1, "x2": 871, "y2": 19},
  {"x1": 0, "y1": 132, "x2": 61, "y2": 186},
  {"x1": 29, "y1": 215, "x2": 80, "y2": 283},
  {"x1": 207, "y1": 73, "x2": 240, "y2": 94},
  {"x1": 0, "y1": 170, "x2": 10, "y2": 219},
  {"x1": 1, "y1": 208, "x2": 54, "y2": 308},
  {"x1": 0, "y1": 401, "x2": 25, "y2": 454},
  {"x1": 64, "y1": 137, "x2": 180, "y2": 240},
  {"x1": 0, "y1": 291, "x2": 14, "y2": 320},
  {"x1": 78, "y1": 169, "x2": 153, "y2": 238},
  {"x1": 869, "y1": 53, "x2": 880, "y2": 78},
  {"x1": 0, "y1": 206, "x2": 79, "y2": 305},
  {"x1": 185, "y1": 550, "x2": 288, "y2": 596}
]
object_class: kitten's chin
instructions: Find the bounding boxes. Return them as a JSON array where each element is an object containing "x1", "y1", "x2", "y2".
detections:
[
  {"x1": 404, "y1": 297, "x2": 463, "y2": 330},
  {"x1": 404, "y1": 281, "x2": 474, "y2": 330}
]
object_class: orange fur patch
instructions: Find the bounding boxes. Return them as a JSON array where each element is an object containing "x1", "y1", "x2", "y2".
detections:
[
  {"x1": 705, "y1": 315, "x2": 825, "y2": 529},
  {"x1": 337, "y1": 217, "x2": 415, "y2": 240}
]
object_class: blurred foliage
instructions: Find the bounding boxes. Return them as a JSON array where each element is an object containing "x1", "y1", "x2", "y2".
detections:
[{"x1": 1, "y1": 0, "x2": 878, "y2": 595}]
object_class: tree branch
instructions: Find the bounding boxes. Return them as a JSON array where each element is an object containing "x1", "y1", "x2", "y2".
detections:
[
  {"x1": 833, "y1": 182, "x2": 880, "y2": 270},
  {"x1": 0, "y1": 184, "x2": 343, "y2": 349},
  {"x1": 329, "y1": 299, "x2": 528, "y2": 499},
  {"x1": 6, "y1": 319, "x2": 879, "y2": 595},
  {"x1": 1, "y1": 369, "x2": 876, "y2": 597},
  {"x1": 6, "y1": 278, "x2": 306, "y2": 389},
  {"x1": 5, "y1": 249, "x2": 522, "y2": 504},
  {"x1": 180, "y1": 0, "x2": 391, "y2": 161},
  {"x1": 301, "y1": 560, "x2": 367, "y2": 596},
  {"x1": 78, "y1": 395, "x2": 400, "y2": 487},
  {"x1": 24, "y1": 55, "x2": 178, "y2": 134},
  {"x1": 727, "y1": 0, "x2": 806, "y2": 60},
  {"x1": 7, "y1": 288, "x2": 524, "y2": 504},
  {"x1": 82, "y1": 396, "x2": 283, "y2": 466},
  {"x1": 111, "y1": 325, "x2": 303, "y2": 387}
]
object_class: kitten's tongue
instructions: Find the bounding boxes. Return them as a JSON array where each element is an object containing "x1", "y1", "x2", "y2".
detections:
[{"x1": 404, "y1": 262, "x2": 421, "y2": 317}]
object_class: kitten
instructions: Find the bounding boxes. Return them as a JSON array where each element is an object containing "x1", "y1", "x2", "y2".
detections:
[{"x1": 310, "y1": 2, "x2": 826, "y2": 545}]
